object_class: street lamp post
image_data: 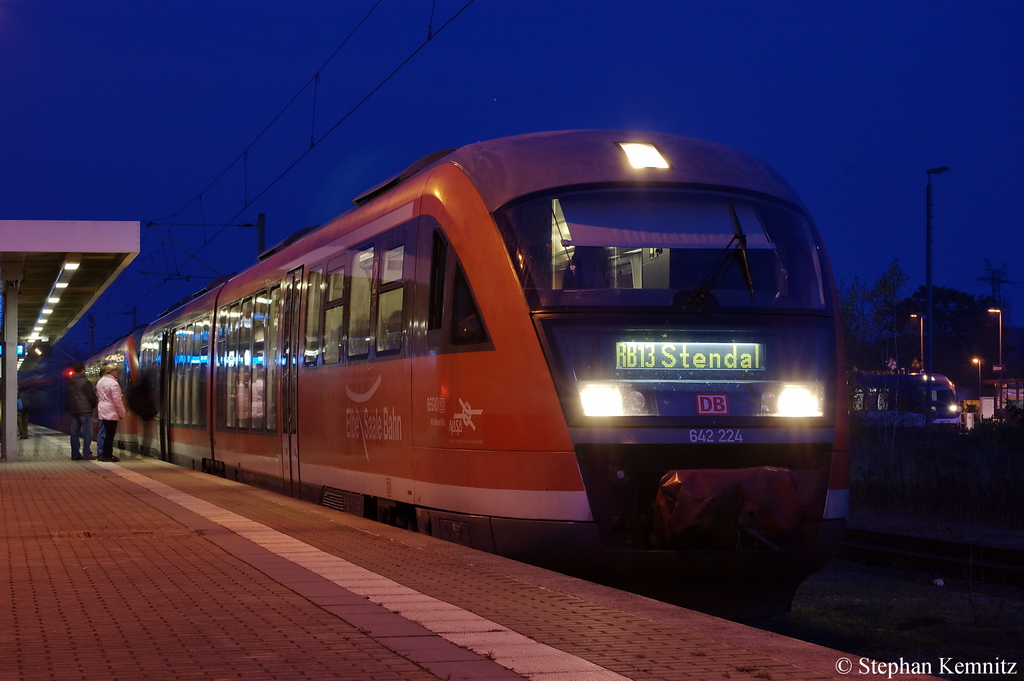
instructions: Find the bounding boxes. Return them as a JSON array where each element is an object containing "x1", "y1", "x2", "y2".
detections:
[
  {"x1": 972, "y1": 358, "x2": 983, "y2": 403},
  {"x1": 988, "y1": 308, "x2": 1003, "y2": 412},
  {"x1": 910, "y1": 313, "x2": 924, "y2": 369},
  {"x1": 925, "y1": 166, "x2": 950, "y2": 423}
]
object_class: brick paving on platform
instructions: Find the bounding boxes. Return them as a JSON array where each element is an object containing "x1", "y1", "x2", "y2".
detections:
[{"x1": 1, "y1": 428, "x2": 928, "y2": 681}]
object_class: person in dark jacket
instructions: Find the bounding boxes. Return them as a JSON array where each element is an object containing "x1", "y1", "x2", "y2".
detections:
[{"x1": 68, "y1": 362, "x2": 98, "y2": 460}]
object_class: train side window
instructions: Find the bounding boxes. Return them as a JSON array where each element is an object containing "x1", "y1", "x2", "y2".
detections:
[
  {"x1": 237, "y1": 296, "x2": 254, "y2": 429},
  {"x1": 225, "y1": 301, "x2": 242, "y2": 428},
  {"x1": 376, "y1": 244, "x2": 404, "y2": 354},
  {"x1": 427, "y1": 231, "x2": 447, "y2": 332},
  {"x1": 172, "y1": 326, "x2": 185, "y2": 426},
  {"x1": 183, "y1": 325, "x2": 193, "y2": 426},
  {"x1": 451, "y1": 263, "x2": 488, "y2": 345},
  {"x1": 265, "y1": 285, "x2": 281, "y2": 432},
  {"x1": 303, "y1": 268, "x2": 324, "y2": 367},
  {"x1": 251, "y1": 292, "x2": 267, "y2": 430},
  {"x1": 189, "y1": 322, "x2": 201, "y2": 427},
  {"x1": 216, "y1": 306, "x2": 230, "y2": 430},
  {"x1": 323, "y1": 264, "x2": 345, "y2": 364},
  {"x1": 197, "y1": 316, "x2": 209, "y2": 428},
  {"x1": 348, "y1": 246, "x2": 375, "y2": 358}
]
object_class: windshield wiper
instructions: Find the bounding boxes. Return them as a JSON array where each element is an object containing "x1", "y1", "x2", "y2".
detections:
[
  {"x1": 728, "y1": 201, "x2": 756, "y2": 298},
  {"x1": 684, "y1": 201, "x2": 756, "y2": 310}
]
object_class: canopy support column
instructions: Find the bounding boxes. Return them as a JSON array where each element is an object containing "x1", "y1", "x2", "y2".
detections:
[{"x1": 2, "y1": 255, "x2": 25, "y2": 461}]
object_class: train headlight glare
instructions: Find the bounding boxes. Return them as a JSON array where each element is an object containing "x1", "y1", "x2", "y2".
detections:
[
  {"x1": 948, "y1": 404, "x2": 959, "y2": 413},
  {"x1": 775, "y1": 385, "x2": 823, "y2": 417},
  {"x1": 579, "y1": 384, "x2": 624, "y2": 417}
]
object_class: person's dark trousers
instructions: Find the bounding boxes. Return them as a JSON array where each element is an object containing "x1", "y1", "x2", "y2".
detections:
[
  {"x1": 70, "y1": 414, "x2": 93, "y2": 460},
  {"x1": 98, "y1": 420, "x2": 119, "y2": 460}
]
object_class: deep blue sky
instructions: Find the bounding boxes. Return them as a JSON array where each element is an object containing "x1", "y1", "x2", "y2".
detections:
[{"x1": 2, "y1": 1, "x2": 1021, "y2": 355}]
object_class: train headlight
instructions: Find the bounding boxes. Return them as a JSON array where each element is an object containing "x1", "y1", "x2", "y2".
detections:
[
  {"x1": 948, "y1": 404, "x2": 959, "y2": 413},
  {"x1": 579, "y1": 383, "x2": 651, "y2": 416},
  {"x1": 579, "y1": 384, "x2": 624, "y2": 416},
  {"x1": 762, "y1": 383, "x2": 823, "y2": 417}
]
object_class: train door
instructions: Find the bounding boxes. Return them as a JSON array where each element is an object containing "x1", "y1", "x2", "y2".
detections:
[
  {"x1": 280, "y1": 267, "x2": 303, "y2": 497},
  {"x1": 158, "y1": 330, "x2": 172, "y2": 462}
]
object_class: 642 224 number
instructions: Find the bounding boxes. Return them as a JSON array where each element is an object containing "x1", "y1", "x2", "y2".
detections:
[{"x1": 688, "y1": 429, "x2": 743, "y2": 443}]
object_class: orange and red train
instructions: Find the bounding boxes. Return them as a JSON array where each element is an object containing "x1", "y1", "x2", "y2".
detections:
[{"x1": 93, "y1": 130, "x2": 848, "y2": 617}]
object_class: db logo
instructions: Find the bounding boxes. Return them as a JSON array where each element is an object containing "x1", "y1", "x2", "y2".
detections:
[{"x1": 696, "y1": 394, "x2": 729, "y2": 415}]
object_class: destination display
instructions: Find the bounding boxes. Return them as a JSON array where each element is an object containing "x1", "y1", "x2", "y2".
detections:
[{"x1": 615, "y1": 341, "x2": 764, "y2": 371}]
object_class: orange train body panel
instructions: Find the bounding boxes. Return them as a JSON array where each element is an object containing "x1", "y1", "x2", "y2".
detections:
[{"x1": 87, "y1": 130, "x2": 849, "y2": 618}]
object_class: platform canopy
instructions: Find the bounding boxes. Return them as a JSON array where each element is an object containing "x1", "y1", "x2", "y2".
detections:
[
  {"x1": 0, "y1": 220, "x2": 140, "y2": 364},
  {"x1": 1, "y1": 220, "x2": 139, "y2": 461}
]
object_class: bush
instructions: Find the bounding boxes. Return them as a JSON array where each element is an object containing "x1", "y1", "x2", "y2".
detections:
[{"x1": 849, "y1": 418, "x2": 1024, "y2": 529}]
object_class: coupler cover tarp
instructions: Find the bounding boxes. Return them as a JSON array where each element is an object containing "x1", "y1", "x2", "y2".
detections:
[{"x1": 653, "y1": 467, "x2": 800, "y2": 549}]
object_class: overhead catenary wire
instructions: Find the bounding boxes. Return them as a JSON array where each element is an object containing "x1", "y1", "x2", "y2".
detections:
[
  {"x1": 170, "y1": 0, "x2": 477, "y2": 274},
  {"x1": 150, "y1": 0, "x2": 387, "y2": 226},
  {"x1": 66, "y1": 0, "x2": 477, "y2": 350}
]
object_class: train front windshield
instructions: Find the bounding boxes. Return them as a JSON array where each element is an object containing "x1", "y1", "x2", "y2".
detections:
[
  {"x1": 496, "y1": 189, "x2": 836, "y2": 424},
  {"x1": 497, "y1": 189, "x2": 827, "y2": 312}
]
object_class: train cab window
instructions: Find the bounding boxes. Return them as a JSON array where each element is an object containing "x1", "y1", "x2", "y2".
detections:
[
  {"x1": 323, "y1": 263, "x2": 345, "y2": 364},
  {"x1": 347, "y1": 246, "x2": 374, "y2": 358},
  {"x1": 304, "y1": 268, "x2": 324, "y2": 366},
  {"x1": 428, "y1": 231, "x2": 447, "y2": 331},
  {"x1": 376, "y1": 245, "x2": 405, "y2": 354},
  {"x1": 451, "y1": 263, "x2": 488, "y2": 345}
]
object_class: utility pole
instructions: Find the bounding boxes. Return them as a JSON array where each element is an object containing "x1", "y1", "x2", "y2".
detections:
[
  {"x1": 256, "y1": 213, "x2": 266, "y2": 257},
  {"x1": 925, "y1": 166, "x2": 950, "y2": 424}
]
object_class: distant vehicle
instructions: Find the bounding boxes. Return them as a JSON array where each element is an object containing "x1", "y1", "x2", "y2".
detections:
[
  {"x1": 84, "y1": 130, "x2": 850, "y2": 618},
  {"x1": 849, "y1": 372, "x2": 960, "y2": 425}
]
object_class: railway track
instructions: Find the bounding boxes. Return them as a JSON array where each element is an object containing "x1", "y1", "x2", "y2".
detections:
[{"x1": 839, "y1": 528, "x2": 1024, "y2": 586}]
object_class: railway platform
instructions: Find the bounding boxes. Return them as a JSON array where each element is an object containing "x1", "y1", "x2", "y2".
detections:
[{"x1": 1, "y1": 427, "x2": 923, "y2": 681}]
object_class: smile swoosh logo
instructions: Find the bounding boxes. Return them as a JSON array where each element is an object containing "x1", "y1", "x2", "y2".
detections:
[{"x1": 346, "y1": 375, "x2": 382, "y2": 403}]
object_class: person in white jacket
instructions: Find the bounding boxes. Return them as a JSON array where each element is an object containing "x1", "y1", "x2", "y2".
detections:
[{"x1": 95, "y1": 364, "x2": 126, "y2": 462}]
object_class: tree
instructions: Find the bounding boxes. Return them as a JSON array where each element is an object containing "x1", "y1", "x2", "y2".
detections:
[
  {"x1": 895, "y1": 286, "x2": 999, "y2": 391},
  {"x1": 838, "y1": 259, "x2": 908, "y2": 371}
]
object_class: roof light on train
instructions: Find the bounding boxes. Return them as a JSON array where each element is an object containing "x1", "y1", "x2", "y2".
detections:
[{"x1": 617, "y1": 142, "x2": 670, "y2": 169}]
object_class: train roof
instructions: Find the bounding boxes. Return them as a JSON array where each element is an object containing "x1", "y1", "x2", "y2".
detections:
[
  {"x1": 366, "y1": 130, "x2": 808, "y2": 213},
  {"x1": 151, "y1": 130, "x2": 811, "y2": 323}
]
